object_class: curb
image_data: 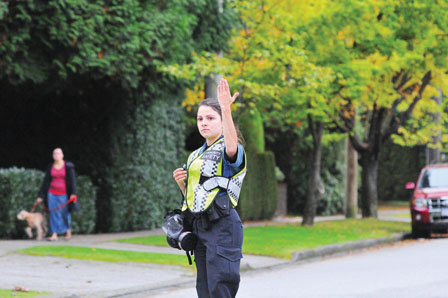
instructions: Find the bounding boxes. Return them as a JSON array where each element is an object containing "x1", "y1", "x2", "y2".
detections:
[
  {"x1": 88, "y1": 233, "x2": 412, "y2": 298},
  {"x1": 290, "y1": 233, "x2": 411, "y2": 262}
]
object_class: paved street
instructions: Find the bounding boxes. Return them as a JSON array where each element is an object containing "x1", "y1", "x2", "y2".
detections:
[
  {"x1": 151, "y1": 237, "x2": 448, "y2": 298},
  {"x1": 0, "y1": 211, "x2": 416, "y2": 298}
]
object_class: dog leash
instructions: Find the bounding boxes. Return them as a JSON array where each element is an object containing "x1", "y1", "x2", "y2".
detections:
[{"x1": 32, "y1": 196, "x2": 77, "y2": 212}]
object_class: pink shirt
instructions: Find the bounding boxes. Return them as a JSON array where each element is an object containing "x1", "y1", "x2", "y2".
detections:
[{"x1": 49, "y1": 165, "x2": 67, "y2": 195}]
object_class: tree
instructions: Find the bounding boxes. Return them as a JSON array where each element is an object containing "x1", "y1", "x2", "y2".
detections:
[
  {"x1": 164, "y1": 0, "x2": 346, "y2": 225},
  {"x1": 0, "y1": 0, "x2": 238, "y2": 231},
  {"x1": 322, "y1": 0, "x2": 448, "y2": 217},
  {"x1": 264, "y1": 0, "x2": 448, "y2": 218},
  {"x1": 163, "y1": 0, "x2": 448, "y2": 222}
]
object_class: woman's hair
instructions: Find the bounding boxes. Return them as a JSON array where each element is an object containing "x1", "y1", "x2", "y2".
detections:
[
  {"x1": 198, "y1": 98, "x2": 222, "y2": 119},
  {"x1": 197, "y1": 98, "x2": 245, "y2": 146}
]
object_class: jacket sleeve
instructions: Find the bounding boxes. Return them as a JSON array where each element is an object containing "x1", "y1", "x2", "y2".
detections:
[
  {"x1": 66, "y1": 162, "x2": 77, "y2": 195},
  {"x1": 38, "y1": 165, "x2": 51, "y2": 198},
  {"x1": 38, "y1": 165, "x2": 52, "y2": 207}
]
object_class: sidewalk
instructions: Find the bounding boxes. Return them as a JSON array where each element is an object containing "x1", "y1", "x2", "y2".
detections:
[{"x1": 0, "y1": 210, "x2": 410, "y2": 298}]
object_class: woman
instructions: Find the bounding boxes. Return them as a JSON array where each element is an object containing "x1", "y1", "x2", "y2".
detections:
[
  {"x1": 173, "y1": 79, "x2": 247, "y2": 298},
  {"x1": 36, "y1": 148, "x2": 77, "y2": 241}
]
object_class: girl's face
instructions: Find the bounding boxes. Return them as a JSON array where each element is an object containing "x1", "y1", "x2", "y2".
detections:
[
  {"x1": 197, "y1": 106, "x2": 222, "y2": 144},
  {"x1": 52, "y1": 148, "x2": 64, "y2": 162}
]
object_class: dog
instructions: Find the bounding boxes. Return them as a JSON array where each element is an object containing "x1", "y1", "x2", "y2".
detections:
[{"x1": 17, "y1": 210, "x2": 47, "y2": 241}]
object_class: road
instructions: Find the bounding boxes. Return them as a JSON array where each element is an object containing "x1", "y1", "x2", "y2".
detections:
[{"x1": 149, "y1": 237, "x2": 448, "y2": 298}]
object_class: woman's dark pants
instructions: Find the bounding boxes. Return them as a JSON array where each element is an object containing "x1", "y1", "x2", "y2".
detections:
[{"x1": 193, "y1": 208, "x2": 243, "y2": 298}]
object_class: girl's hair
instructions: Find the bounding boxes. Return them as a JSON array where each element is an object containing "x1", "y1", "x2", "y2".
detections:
[
  {"x1": 197, "y1": 98, "x2": 245, "y2": 146},
  {"x1": 198, "y1": 98, "x2": 222, "y2": 118}
]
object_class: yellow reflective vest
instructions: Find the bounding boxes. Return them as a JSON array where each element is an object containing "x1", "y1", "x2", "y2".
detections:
[{"x1": 182, "y1": 138, "x2": 247, "y2": 214}]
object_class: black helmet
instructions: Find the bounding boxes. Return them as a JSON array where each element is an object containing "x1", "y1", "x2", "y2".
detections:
[
  {"x1": 164, "y1": 210, "x2": 197, "y2": 251},
  {"x1": 178, "y1": 231, "x2": 197, "y2": 251}
]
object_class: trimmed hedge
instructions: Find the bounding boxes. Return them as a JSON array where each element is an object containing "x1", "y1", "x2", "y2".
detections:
[
  {"x1": 103, "y1": 93, "x2": 186, "y2": 232},
  {"x1": 237, "y1": 151, "x2": 277, "y2": 221},
  {"x1": 288, "y1": 140, "x2": 345, "y2": 216},
  {"x1": 0, "y1": 167, "x2": 96, "y2": 239},
  {"x1": 239, "y1": 107, "x2": 265, "y2": 154},
  {"x1": 378, "y1": 141, "x2": 425, "y2": 201},
  {"x1": 0, "y1": 168, "x2": 43, "y2": 238},
  {"x1": 71, "y1": 176, "x2": 97, "y2": 234}
]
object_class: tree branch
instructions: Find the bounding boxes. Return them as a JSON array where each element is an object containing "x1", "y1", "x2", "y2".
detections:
[{"x1": 383, "y1": 71, "x2": 432, "y2": 141}]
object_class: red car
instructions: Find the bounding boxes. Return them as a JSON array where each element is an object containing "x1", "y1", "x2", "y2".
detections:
[{"x1": 406, "y1": 164, "x2": 448, "y2": 238}]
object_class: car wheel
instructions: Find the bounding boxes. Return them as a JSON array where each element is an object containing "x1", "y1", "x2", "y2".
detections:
[{"x1": 411, "y1": 225, "x2": 431, "y2": 239}]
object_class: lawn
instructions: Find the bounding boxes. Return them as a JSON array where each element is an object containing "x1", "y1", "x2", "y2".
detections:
[
  {"x1": 378, "y1": 200, "x2": 410, "y2": 210},
  {"x1": 121, "y1": 218, "x2": 411, "y2": 259},
  {"x1": 17, "y1": 246, "x2": 192, "y2": 268},
  {"x1": 17, "y1": 219, "x2": 410, "y2": 264},
  {"x1": 0, "y1": 289, "x2": 50, "y2": 297}
]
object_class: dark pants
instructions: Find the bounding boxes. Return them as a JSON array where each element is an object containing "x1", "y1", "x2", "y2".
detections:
[{"x1": 193, "y1": 208, "x2": 243, "y2": 298}]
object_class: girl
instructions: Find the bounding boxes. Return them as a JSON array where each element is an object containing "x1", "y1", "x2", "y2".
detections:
[{"x1": 173, "y1": 79, "x2": 247, "y2": 298}]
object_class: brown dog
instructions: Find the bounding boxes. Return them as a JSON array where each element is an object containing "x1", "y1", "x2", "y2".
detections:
[{"x1": 17, "y1": 210, "x2": 47, "y2": 241}]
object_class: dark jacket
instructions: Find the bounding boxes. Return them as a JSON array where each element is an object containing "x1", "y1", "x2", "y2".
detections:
[{"x1": 38, "y1": 161, "x2": 77, "y2": 210}]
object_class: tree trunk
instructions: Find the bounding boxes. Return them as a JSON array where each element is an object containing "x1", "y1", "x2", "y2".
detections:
[
  {"x1": 426, "y1": 89, "x2": 442, "y2": 165},
  {"x1": 204, "y1": 1, "x2": 224, "y2": 101},
  {"x1": 204, "y1": 74, "x2": 223, "y2": 100},
  {"x1": 302, "y1": 119, "x2": 324, "y2": 226},
  {"x1": 345, "y1": 137, "x2": 358, "y2": 218},
  {"x1": 359, "y1": 153, "x2": 378, "y2": 218}
]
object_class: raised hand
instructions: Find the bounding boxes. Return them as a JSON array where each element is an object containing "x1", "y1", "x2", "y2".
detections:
[{"x1": 217, "y1": 79, "x2": 239, "y2": 110}]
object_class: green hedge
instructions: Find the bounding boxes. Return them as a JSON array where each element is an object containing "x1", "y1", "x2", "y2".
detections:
[
  {"x1": 71, "y1": 176, "x2": 97, "y2": 234},
  {"x1": 237, "y1": 151, "x2": 277, "y2": 221},
  {"x1": 239, "y1": 107, "x2": 265, "y2": 154},
  {"x1": 378, "y1": 141, "x2": 425, "y2": 201},
  {"x1": 102, "y1": 93, "x2": 186, "y2": 232},
  {"x1": 0, "y1": 167, "x2": 96, "y2": 239},
  {"x1": 288, "y1": 140, "x2": 345, "y2": 216}
]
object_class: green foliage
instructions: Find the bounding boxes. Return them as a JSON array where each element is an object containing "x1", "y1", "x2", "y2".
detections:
[
  {"x1": 239, "y1": 106, "x2": 265, "y2": 154},
  {"x1": 288, "y1": 140, "x2": 345, "y2": 216},
  {"x1": 378, "y1": 141, "x2": 426, "y2": 202},
  {"x1": 237, "y1": 151, "x2": 277, "y2": 221},
  {"x1": 71, "y1": 176, "x2": 97, "y2": 234},
  {"x1": 0, "y1": 0, "x2": 237, "y2": 90},
  {"x1": 0, "y1": 0, "x2": 239, "y2": 233},
  {"x1": 0, "y1": 168, "x2": 43, "y2": 238},
  {"x1": 275, "y1": 166, "x2": 285, "y2": 182},
  {"x1": 102, "y1": 93, "x2": 186, "y2": 232},
  {"x1": 0, "y1": 167, "x2": 96, "y2": 238}
]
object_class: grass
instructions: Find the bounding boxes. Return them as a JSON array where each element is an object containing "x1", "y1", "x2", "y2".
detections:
[
  {"x1": 121, "y1": 218, "x2": 411, "y2": 259},
  {"x1": 118, "y1": 235, "x2": 168, "y2": 246},
  {"x1": 391, "y1": 213, "x2": 411, "y2": 218},
  {"x1": 17, "y1": 219, "x2": 411, "y2": 263},
  {"x1": 17, "y1": 246, "x2": 192, "y2": 268},
  {"x1": 243, "y1": 218, "x2": 410, "y2": 258},
  {"x1": 378, "y1": 200, "x2": 410, "y2": 210},
  {"x1": 0, "y1": 289, "x2": 51, "y2": 297}
]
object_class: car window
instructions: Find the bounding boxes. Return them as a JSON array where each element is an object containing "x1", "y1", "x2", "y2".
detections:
[{"x1": 418, "y1": 168, "x2": 448, "y2": 188}]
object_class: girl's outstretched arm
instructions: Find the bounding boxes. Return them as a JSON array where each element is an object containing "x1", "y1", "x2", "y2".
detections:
[{"x1": 217, "y1": 78, "x2": 239, "y2": 159}]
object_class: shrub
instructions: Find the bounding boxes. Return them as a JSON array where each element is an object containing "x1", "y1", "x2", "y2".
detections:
[
  {"x1": 288, "y1": 140, "x2": 345, "y2": 216},
  {"x1": 237, "y1": 151, "x2": 277, "y2": 221},
  {"x1": 103, "y1": 94, "x2": 186, "y2": 232},
  {"x1": 0, "y1": 167, "x2": 96, "y2": 239},
  {"x1": 0, "y1": 168, "x2": 43, "y2": 238},
  {"x1": 70, "y1": 175, "x2": 97, "y2": 234},
  {"x1": 239, "y1": 107, "x2": 265, "y2": 154},
  {"x1": 378, "y1": 141, "x2": 425, "y2": 202}
]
